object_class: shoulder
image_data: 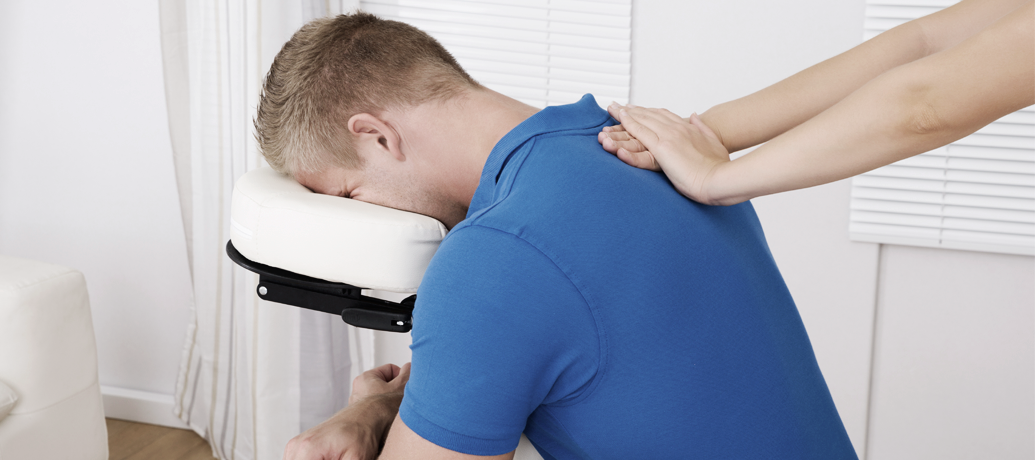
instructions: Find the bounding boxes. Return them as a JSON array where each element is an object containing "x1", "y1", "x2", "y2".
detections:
[
  {"x1": 403, "y1": 227, "x2": 602, "y2": 453},
  {"x1": 418, "y1": 224, "x2": 579, "y2": 307}
]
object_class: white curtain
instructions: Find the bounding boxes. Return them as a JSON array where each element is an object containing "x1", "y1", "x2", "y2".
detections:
[{"x1": 159, "y1": 1, "x2": 368, "y2": 459}]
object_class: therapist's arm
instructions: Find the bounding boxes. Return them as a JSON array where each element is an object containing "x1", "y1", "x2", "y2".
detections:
[
  {"x1": 698, "y1": 0, "x2": 1031, "y2": 153},
  {"x1": 602, "y1": 0, "x2": 1029, "y2": 155},
  {"x1": 610, "y1": 1, "x2": 1034, "y2": 205}
]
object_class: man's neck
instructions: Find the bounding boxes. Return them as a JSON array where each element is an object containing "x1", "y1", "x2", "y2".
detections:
[{"x1": 390, "y1": 88, "x2": 539, "y2": 209}]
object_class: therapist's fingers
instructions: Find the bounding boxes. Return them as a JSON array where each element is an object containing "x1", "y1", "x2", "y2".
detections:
[
  {"x1": 613, "y1": 106, "x2": 732, "y2": 203},
  {"x1": 615, "y1": 108, "x2": 662, "y2": 147},
  {"x1": 603, "y1": 130, "x2": 632, "y2": 142},
  {"x1": 616, "y1": 145, "x2": 660, "y2": 171},
  {"x1": 602, "y1": 103, "x2": 683, "y2": 158},
  {"x1": 624, "y1": 106, "x2": 687, "y2": 130},
  {"x1": 613, "y1": 109, "x2": 664, "y2": 171},
  {"x1": 598, "y1": 130, "x2": 647, "y2": 156},
  {"x1": 606, "y1": 102, "x2": 627, "y2": 123}
]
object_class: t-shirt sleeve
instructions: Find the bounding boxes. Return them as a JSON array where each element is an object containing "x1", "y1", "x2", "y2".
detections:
[{"x1": 399, "y1": 225, "x2": 600, "y2": 456}]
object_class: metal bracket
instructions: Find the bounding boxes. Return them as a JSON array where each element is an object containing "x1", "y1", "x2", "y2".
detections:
[{"x1": 225, "y1": 241, "x2": 414, "y2": 333}]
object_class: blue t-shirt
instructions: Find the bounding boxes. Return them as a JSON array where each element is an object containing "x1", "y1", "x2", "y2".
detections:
[{"x1": 399, "y1": 95, "x2": 856, "y2": 459}]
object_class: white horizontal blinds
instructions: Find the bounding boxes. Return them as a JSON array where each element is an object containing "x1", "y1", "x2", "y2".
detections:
[
  {"x1": 358, "y1": 0, "x2": 632, "y2": 108},
  {"x1": 862, "y1": 0, "x2": 955, "y2": 40},
  {"x1": 850, "y1": 0, "x2": 1035, "y2": 255}
]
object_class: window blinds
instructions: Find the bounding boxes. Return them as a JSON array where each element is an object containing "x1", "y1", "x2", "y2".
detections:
[
  {"x1": 358, "y1": 0, "x2": 632, "y2": 109},
  {"x1": 849, "y1": 0, "x2": 1035, "y2": 256}
]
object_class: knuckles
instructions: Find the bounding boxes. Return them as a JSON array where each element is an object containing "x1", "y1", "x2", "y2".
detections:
[{"x1": 284, "y1": 435, "x2": 317, "y2": 458}]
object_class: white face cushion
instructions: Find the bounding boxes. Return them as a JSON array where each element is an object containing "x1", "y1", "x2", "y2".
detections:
[
  {"x1": 230, "y1": 167, "x2": 447, "y2": 293},
  {"x1": 0, "y1": 379, "x2": 17, "y2": 422}
]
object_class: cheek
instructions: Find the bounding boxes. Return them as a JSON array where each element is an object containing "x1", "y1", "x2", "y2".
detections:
[{"x1": 367, "y1": 183, "x2": 426, "y2": 216}]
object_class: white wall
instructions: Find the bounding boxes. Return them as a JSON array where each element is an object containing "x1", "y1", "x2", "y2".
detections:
[
  {"x1": 0, "y1": 0, "x2": 193, "y2": 425},
  {"x1": 867, "y1": 246, "x2": 1034, "y2": 459}
]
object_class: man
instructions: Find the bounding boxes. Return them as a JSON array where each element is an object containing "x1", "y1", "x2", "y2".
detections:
[{"x1": 257, "y1": 12, "x2": 857, "y2": 460}]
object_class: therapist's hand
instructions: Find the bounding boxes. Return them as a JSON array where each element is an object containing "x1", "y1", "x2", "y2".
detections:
[
  {"x1": 598, "y1": 124, "x2": 650, "y2": 166},
  {"x1": 284, "y1": 363, "x2": 410, "y2": 460},
  {"x1": 600, "y1": 103, "x2": 731, "y2": 205}
]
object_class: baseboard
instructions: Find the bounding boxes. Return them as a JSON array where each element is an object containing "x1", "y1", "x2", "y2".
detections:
[{"x1": 100, "y1": 385, "x2": 190, "y2": 430}]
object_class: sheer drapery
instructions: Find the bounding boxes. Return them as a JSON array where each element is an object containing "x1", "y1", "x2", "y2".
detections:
[{"x1": 159, "y1": 1, "x2": 367, "y2": 459}]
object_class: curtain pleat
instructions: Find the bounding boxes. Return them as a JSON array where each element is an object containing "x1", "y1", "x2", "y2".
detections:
[{"x1": 159, "y1": 1, "x2": 368, "y2": 459}]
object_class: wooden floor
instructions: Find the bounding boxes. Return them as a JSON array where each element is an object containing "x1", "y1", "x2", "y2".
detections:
[{"x1": 106, "y1": 418, "x2": 218, "y2": 460}]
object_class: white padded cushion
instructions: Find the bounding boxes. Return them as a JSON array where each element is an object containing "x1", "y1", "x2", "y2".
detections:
[
  {"x1": 0, "y1": 255, "x2": 107, "y2": 460},
  {"x1": 0, "y1": 257, "x2": 99, "y2": 414},
  {"x1": 0, "y1": 380, "x2": 16, "y2": 422},
  {"x1": 230, "y1": 167, "x2": 448, "y2": 293}
]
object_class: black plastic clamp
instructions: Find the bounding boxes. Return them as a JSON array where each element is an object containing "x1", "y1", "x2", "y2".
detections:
[{"x1": 225, "y1": 241, "x2": 414, "y2": 332}]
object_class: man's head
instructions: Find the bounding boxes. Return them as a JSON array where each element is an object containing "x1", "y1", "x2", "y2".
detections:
[{"x1": 254, "y1": 12, "x2": 480, "y2": 176}]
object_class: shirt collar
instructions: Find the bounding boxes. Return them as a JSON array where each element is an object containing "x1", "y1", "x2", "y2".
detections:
[{"x1": 468, "y1": 94, "x2": 611, "y2": 216}]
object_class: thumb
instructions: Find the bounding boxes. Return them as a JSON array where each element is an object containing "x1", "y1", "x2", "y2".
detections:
[
  {"x1": 397, "y1": 362, "x2": 411, "y2": 381},
  {"x1": 368, "y1": 363, "x2": 402, "y2": 382},
  {"x1": 386, "y1": 362, "x2": 411, "y2": 393}
]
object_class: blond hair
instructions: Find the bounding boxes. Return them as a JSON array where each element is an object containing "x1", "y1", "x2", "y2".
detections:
[{"x1": 254, "y1": 12, "x2": 479, "y2": 174}]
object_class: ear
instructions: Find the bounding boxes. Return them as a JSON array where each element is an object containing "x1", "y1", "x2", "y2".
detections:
[{"x1": 348, "y1": 113, "x2": 405, "y2": 162}]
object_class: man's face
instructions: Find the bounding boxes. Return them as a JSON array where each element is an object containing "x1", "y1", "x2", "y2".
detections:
[{"x1": 294, "y1": 160, "x2": 468, "y2": 228}]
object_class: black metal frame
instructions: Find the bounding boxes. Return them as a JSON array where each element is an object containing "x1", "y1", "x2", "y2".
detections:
[{"x1": 226, "y1": 241, "x2": 414, "y2": 332}]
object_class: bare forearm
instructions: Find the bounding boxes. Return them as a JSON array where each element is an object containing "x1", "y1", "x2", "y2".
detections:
[
  {"x1": 283, "y1": 392, "x2": 403, "y2": 460},
  {"x1": 355, "y1": 391, "x2": 405, "y2": 451},
  {"x1": 702, "y1": 22, "x2": 926, "y2": 153},
  {"x1": 700, "y1": 0, "x2": 1029, "y2": 153},
  {"x1": 709, "y1": 2, "x2": 1035, "y2": 204},
  {"x1": 709, "y1": 74, "x2": 936, "y2": 204}
]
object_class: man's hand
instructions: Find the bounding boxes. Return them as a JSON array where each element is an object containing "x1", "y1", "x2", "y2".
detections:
[
  {"x1": 351, "y1": 362, "x2": 410, "y2": 405},
  {"x1": 284, "y1": 363, "x2": 411, "y2": 460},
  {"x1": 599, "y1": 103, "x2": 732, "y2": 205}
]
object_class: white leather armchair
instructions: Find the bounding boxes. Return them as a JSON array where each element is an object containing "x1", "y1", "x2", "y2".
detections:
[{"x1": 0, "y1": 255, "x2": 108, "y2": 460}]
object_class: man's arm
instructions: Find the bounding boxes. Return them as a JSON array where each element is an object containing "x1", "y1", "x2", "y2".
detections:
[
  {"x1": 283, "y1": 364, "x2": 406, "y2": 460},
  {"x1": 379, "y1": 415, "x2": 515, "y2": 460},
  {"x1": 283, "y1": 363, "x2": 516, "y2": 460},
  {"x1": 288, "y1": 226, "x2": 597, "y2": 459}
]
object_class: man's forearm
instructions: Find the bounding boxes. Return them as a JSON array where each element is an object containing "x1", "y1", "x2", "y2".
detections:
[
  {"x1": 283, "y1": 391, "x2": 404, "y2": 460},
  {"x1": 699, "y1": 0, "x2": 1027, "y2": 154},
  {"x1": 358, "y1": 392, "x2": 405, "y2": 447}
]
